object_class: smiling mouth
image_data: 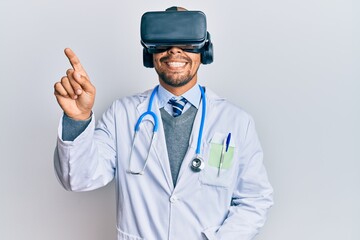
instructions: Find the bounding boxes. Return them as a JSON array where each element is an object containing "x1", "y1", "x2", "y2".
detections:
[
  {"x1": 161, "y1": 55, "x2": 190, "y2": 69},
  {"x1": 166, "y1": 62, "x2": 187, "y2": 68}
]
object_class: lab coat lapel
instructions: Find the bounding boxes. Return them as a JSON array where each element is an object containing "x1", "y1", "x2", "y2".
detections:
[{"x1": 136, "y1": 89, "x2": 174, "y2": 191}]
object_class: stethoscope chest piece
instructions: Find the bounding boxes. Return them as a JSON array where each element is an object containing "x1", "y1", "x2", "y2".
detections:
[{"x1": 191, "y1": 157, "x2": 205, "y2": 172}]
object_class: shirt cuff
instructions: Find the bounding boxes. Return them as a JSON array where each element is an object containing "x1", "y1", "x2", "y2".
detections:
[{"x1": 62, "y1": 113, "x2": 92, "y2": 141}]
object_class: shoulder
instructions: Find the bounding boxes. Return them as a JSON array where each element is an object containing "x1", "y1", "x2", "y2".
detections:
[
  {"x1": 109, "y1": 88, "x2": 153, "y2": 110},
  {"x1": 205, "y1": 87, "x2": 253, "y2": 122}
]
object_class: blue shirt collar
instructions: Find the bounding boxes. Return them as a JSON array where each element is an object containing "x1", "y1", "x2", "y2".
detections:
[{"x1": 157, "y1": 84, "x2": 201, "y2": 109}]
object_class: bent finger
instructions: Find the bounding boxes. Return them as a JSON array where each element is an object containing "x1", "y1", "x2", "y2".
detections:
[
  {"x1": 72, "y1": 71, "x2": 95, "y2": 95},
  {"x1": 60, "y1": 76, "x2": 78, "y2": 99},
  {"x1": 66, "y1": 69, "x2": 83, "y2": 95},
  {"x1": 54, "y1": 82, "x2": 70, "y2": 97}
]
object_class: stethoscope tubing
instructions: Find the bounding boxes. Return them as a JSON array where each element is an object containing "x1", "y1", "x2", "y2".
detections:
[
  {"x1": 196, "y1": 85, "x2": 206, "y2": 155},
  {"x1": 129, "y1": 84, "x2": 206, "y2": 174},
  {"x1": 134, "y1": 85, "x2": 159, "y2": 132}
]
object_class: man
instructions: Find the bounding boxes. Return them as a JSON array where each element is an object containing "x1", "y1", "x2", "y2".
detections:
[{"x1": 54, "y1": 7, "x2": 273, "y2": 240}]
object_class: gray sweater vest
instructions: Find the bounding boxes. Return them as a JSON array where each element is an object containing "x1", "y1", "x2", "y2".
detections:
[{"x1": 160, "y1": 106, "x2": 197, "y2": 186}]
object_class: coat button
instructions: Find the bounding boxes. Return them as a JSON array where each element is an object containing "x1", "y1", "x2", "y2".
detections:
[{"x1": 170, "y1": 195, "x2": 178, "y2": 203}]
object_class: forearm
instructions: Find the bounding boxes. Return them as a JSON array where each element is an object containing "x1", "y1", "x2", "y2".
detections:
[{"x1": 54, "y1": 113, "x2": 116, "y2": 191}]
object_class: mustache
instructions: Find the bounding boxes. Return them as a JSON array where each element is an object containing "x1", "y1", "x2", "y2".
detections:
[{"x1": 160, "y1": 55, "x2": 191, "y2": 62}]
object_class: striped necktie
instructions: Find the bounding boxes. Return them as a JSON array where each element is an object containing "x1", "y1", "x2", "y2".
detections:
[{"x1": 168, "y1": 97, "x2": 188, "y2": 117}]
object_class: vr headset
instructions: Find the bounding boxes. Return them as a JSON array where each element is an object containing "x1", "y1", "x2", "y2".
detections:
[{"x1": 140, "y1": 9, "x2": 214, "y2": 68}]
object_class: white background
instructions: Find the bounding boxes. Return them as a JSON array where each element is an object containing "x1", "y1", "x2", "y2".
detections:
[{"x1": 1, "y1": 0, "x2": 359, "y2": 239}]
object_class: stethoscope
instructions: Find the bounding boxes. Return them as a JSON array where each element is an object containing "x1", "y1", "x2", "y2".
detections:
[{"x1": 127, "y1": 84, "x2": 206, "y2": 175}]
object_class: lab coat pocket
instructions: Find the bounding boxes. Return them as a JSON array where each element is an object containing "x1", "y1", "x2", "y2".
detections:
[
  {"x1": 200, "y1": 132, "x2": 235, "y2": 188},
  {"x1": 117, "y1": 227, "x2": 144, "y2": 240}
]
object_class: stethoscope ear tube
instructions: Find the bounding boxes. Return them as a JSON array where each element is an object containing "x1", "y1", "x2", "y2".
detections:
[{"x1": 127, "y1": 126, "x2": 157, "y2": 175}]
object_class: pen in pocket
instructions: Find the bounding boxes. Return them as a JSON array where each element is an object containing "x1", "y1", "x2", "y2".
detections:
[{"x1": 218, "y1": 133, "x2": 231, "y2": 177}]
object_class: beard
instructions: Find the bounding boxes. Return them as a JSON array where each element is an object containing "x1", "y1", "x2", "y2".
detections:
[
  {"x1": 156, "y1": 69, "x2": 195, "y2": 87},
  {"x1": 155, "y1": 55, "x2": 200, "y2": 87}
]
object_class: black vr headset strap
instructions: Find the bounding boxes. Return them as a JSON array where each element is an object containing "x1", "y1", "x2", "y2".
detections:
[
  {"x1": 166, "y1": 6, "x2": 178, "y2": 11},
  {"x1": 201, "y1": 32, "x2": 214, "y2": 65},
  {"x1": 143, "y1": 48, "x2": 154, "y2": 68}
]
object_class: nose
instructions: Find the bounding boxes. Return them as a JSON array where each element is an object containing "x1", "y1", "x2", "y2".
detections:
[{"x1": 167, "y1": 47, "x2": 183, "y2": 55}]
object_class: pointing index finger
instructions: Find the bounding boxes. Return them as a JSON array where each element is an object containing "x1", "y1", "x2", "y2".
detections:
[{"x1": 64, "y1": 48, "x2": 88, "y2": 77}]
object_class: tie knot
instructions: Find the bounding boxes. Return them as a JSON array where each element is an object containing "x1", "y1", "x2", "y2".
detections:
[{"x1": 168, "y1": 97, "x2": 188, "y2": 117}]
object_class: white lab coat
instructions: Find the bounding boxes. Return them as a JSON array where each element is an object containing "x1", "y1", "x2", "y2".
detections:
[{"x1": 54, "y1": 87, "x2": 273, "y2": 240}]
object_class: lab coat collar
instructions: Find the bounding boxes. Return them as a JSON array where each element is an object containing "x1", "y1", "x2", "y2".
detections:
[{"x1": 136, "y1": 85, "x2": 225, "y2": 102}]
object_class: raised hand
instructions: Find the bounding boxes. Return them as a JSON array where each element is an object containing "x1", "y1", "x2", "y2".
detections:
[{"x1": 54, "y1": 48, "x2": 96, "y2": 120}]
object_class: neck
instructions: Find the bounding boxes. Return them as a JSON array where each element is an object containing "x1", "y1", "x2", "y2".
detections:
[{"x1": 159, "y1": 79, "x2": 198, "y2": 96}]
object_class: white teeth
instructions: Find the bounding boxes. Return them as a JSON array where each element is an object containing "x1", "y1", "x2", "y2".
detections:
[{"x1": 167, "y1": 62, "x2": 186, "y2": 67}]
